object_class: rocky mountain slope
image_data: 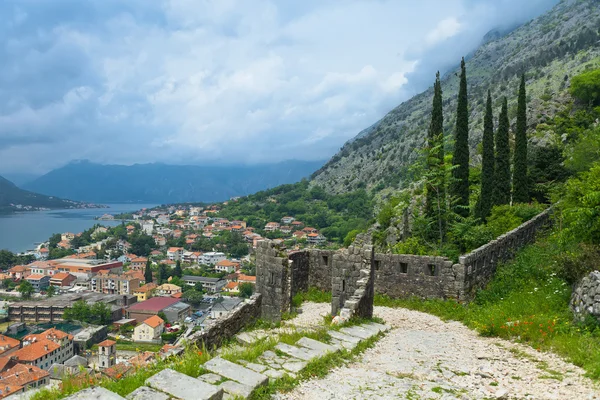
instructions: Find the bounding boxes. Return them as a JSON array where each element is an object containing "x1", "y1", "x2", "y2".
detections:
[{"x1": 311, "y1": 0, "x2": 600, "y2": 194}]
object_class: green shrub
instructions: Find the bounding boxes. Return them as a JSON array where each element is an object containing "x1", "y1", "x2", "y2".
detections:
[
  {"x1": 570, "y1": 68, "x2": 600, "y2": 106},
  {"x1": 553, "y1": 243, "x2": 600, "y2": 285},
  {"x1": 392, "y1": 237, "x2": 429, "y2": 255}
]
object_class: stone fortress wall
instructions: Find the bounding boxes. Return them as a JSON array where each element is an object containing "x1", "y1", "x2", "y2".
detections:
[{"x1": 256, "y1": 207, "x2": 553, "y2": 320}]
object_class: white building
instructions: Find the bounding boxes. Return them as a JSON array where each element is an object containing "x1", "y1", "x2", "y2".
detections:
[
  {"x1": 142, "y1": 222, "x2": 154, "y2": 235},
  {"x1": 200, "y1": 252, "x2": 226, "y2": 265}
]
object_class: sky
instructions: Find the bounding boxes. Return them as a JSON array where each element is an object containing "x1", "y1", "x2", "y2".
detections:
[{"x1": 0, "y1": 0, "x2": 559, "y2": 176}]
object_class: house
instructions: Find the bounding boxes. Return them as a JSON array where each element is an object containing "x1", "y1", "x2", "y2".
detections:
[
  {"x1": 185, "y1": 252, "x2": 203, "y2": 264},
  {"x1": 291, "y1": 221, "x2": 304, "y2": 228},
  {"x1": 142, "y1": 222, "x2": 154, "y2": 235},
  {"x1": 162, "y1": 302, "x2": 191, "y2": 323},
  {"x1": 25, "y1": 274, "x2": 50, "y2": 291},
  {"x1": 0, "y1": 364, "x2": 49, "y2": 397},
  {"x1": 200, "y1": 252, "x2": 226, "y2": 265},
  {"x1": 307, "y1": 233, "x2": 327, "y2": 245},
  {"x1": 182, "y1": 276, "x2": 226, "y2": 293},
  {"x1": 281, "y1": 216, "x2": 295, "y2": 224},
  {"x1": 7, "y1": 265, "x2": 29, "y2": 280},
  {"x1": 153, "y1": 236, "x2": 166, "y2": 246},
  {"x1": 167, "y1": 247, "x2": 184, "y2": 261},
  {"x1": 16, "y1": 329, "x2": 74, "y2": 370},
  {"x1": 36, "y1": 248, "x2": 49, "y2": 260},
  {"x1": 91, "y1": 272, "x2": 140, "y2": 295},
  {"x1": 231, "y1": 220, "x2": 246, "y2": 229},
  {"x1": 126, "y1": 297, "x2": 181, "y2": 323},
  {"x1": 133, "y1": 283, "x2": 157, "y2": 302},
  {"x1": 280, "y1": 226, "x2": 292, "y2": 234},
  {"x1": 133, "y1": 315, "x2": 164, "y2": 343},
  {"x1": 238, "y1": 274, "x2": 256, "y2": 284},
  {"x1": 302, "y1": 227, "x2": 318, "y2": 234},
  {"x1": 231, "y1": 225, "x2": 244, "y2": 233},
  {"x1": 210, "y1": 297, "x2": 242, "y2": 319},
  {"x1": 130, "y1": 257, "x2": 148, "y2": 271},
  {"x1": 214, "y1": 260, "x2": 240, "y2": 274},
  {"x1": 293, "y1": 231, "x2": 307, "y2": 239},
  {"x1": 156, "y1": 283, "x2": 181, "y2": 297},
  {"x1": 0, "y1": 335, "x2": 20, "y2": 357},
  {"x1": 223, "y1": 281, "x2": 238, "y2": 293},
  {"x1": 264, "y1": 222, "x2": 280, "y2": 232},
  {"x1": 49, "y1": 272, "x2": 76, "y2": 287}
]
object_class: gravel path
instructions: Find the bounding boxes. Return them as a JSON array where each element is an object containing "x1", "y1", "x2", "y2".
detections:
[{"x1": 278, "y1": 304, "x2": 600, "y2": 400}]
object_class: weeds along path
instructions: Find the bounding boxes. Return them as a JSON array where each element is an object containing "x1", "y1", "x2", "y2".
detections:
[{"x1": 277, "y1": 306, "x2": 600, "y2": 400}]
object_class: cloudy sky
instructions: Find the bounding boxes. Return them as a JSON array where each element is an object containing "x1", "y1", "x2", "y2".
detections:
[{"x1": 0, "y1": 0, "x2": 558, "y2": 176}]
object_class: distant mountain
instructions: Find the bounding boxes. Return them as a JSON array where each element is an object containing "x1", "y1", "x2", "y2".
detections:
[
  {"x1": 0, "y1": 175, "x2": 88, "y2": 213},
  {"x1": 1, "y1": 173, "x2": 40, "y2": 187},
  {"x1": 24, "y1": 160, "x2": 324, "y2": 204}
]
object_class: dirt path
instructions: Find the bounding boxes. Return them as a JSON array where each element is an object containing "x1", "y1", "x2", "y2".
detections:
[{"x1": 278, "y1": 304, "x2": 600, "y2": 399}]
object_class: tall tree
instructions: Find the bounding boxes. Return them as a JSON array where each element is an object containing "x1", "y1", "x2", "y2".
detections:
[
  {"x1": 513, "y1": 74, "x2": 529, "y2": 203},
  {"x1": 493, "y1": 97, "x2": 511, "y2": 206},
  {"x1": 451, "y1": 57, "x2": 470, "y2": 217},
  {"x1": 174, "y1": 260, "x2": 183, "y2": 278},
  {"x1": 478, "y1": 90, "x2": 495, "y2": 220},
  {"x1": 144, "y1": 259, "x2": 153, "y2": 284},
  {"x1": 425, "y1": 71, "x2": 447, "y2": 241}
]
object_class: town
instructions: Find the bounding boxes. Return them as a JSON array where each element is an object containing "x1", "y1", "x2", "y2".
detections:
[{"x1": 0, "y1": 202, "x2": 329, "y2": 398}]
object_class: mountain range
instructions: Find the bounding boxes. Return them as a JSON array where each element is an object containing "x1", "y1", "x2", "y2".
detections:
[
  {"x1": 311, "y1": 0, "x2": 600, "y2": 194},
  {"x1": 23, "y1": 160, "x2": 324, "y2": 204},
  {"x1": 0, "y1": 175, "x2": 88, "y2": 213}
]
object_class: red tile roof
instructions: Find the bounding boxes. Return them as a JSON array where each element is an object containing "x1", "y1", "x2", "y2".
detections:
[
  {"x1": 142, "y1": 315, "x2": 164, "y2": 329},
  {"x1": 127, "y1": 296, "x2": 179, "y2": 312},
  {"x1": 12, "y1": 340, "x2": 60, "y2": 362},
  {"x1": 98, "y1": 340, "x2": 116, "y2": 347}
]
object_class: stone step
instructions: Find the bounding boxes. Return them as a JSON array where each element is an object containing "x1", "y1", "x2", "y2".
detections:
[
  {"x1": 364, "y1": 322, "x2": 391, "y2": 332},
  {"x1": 236, "y1": 331, "x2": 267, "y2": 346},
  {"x1": 275, "y1": 343, "x2": 322, "y2": 361},
  {"x1": 328, "y1": 330, "x2": 361, "y2": 344},
  {"x1": 340, "y1": 326, "x2": 377, "y2": 340},
  {"x1": 296, "y1": 337, "x2": 340, "y2": 353},
  {"x1": 64, "y1": 387, "x2": 125, "y2": 400},
  {"x1": 330, "y1": 337, "x2": 357, "y2": 350},
  {"x1": 146, "y1": 368, "x2": 223, "y2": 400},
  {"x1": 204, "y1": 357, "x2": 268, "y2": 389},
  {"x1": 281, "y1": 360, "x2": 307, "y2": 373},
  {"x1": 127, "y1": 387, "x2": 169, "y2": 400},
  {"x1": 218, "y1": 380, "x2": 254, "y2": 399}
]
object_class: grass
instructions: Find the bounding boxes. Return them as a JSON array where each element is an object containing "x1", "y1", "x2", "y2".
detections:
[
  {"x1": 373, "y1": 231, "x2": 600, "y2": 380},
  {"x1": 292, "y1": 287, "x2": 332, "y2": 305},
  {"x1": 90, "y1": 342, "x2": 163, "y2": 352}
]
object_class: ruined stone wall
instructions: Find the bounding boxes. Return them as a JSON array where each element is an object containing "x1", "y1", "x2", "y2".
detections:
[
  {"x1": 331, "y1": 244, "x2": 374, "y2": 316},
  {"x1": 255, "y1": 241, "x2": 290, "y2": 322},
  {"x1": 374, "y1": 254, "x2": 461, "y2": 299},
  {"x1": 189, "y1": 294, "x2": 261, "y2": 349},
  {"x1": 338, "y1": 245, "x2": 375, "y2": 321},
  {"x1": 571, "y1": 271, "x2": 600, "y2": 322},
  {"x1": 307, "y1": 249, "x2": 334, "y2": 291},
  {"x1": 460, "y1": 208, "x2": 552, "y2": 300}
]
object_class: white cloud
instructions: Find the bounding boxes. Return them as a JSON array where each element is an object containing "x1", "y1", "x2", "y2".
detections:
[{"x1": 0, "y1": 0, "x2": 559, "y2": 174}]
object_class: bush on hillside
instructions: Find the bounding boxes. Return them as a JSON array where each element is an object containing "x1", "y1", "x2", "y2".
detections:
[{"x1": 570, "y1": 68, "x2": 600, "y2": 106}]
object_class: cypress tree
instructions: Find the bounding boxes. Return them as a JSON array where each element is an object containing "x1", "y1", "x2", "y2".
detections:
[
  {"x1": 513, "y1": 74, "x2": 529, "y2": 203},
  {"x1": 174, "y1": 259, "x2": 182, "y2": 278},
  {"x1": 478, "y1": 90, "x2": 495, "y2": 221},
  {"x1": 451, "y1": 57, "x2": 470, "y2": 217},
  {"x1": 144, "y1": 259, "x2": 153, "y2": 284},
  {"x1": 425, "y1": 72, "x2": 447, "y2": 241},
  {"x1": 492, "y1": 97, "x2": 511, "y2": 206}
]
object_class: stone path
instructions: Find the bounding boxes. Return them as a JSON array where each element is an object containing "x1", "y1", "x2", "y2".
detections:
[
  {"x1": 277, "y1": 306, "x2": 600, "y2": 400},
  {"x1": 64, "y1": 321, "x2": 388, "y2": 400}
]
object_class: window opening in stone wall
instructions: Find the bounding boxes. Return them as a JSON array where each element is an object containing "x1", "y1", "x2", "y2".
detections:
[
  {"x1": 342, "y1": 279, "x2": 345, "y2": 292},
  {"x1": 428, "y1": 264, "x2": 436, "y2": 276},
  {"x1": 374, "y1": 260, "x2": 381, "y2": 271},
  {"x1": 400, "y1": 262, "x2": 408, "y2": 274},
  {"x1": 322, "y1": 255, "x2": 329, "y2": 265},
  {"x1": 270, "y1": 272, "x2": 275, "y2": 285}
]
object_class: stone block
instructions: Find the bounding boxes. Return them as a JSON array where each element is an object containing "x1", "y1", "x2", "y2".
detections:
[
  {"x1": 296, "y1": 337, "x2": 339, "y2": 353},
  {"x1": 146, "y1": 368, "x2": 222, "y2": 400},
  {"x1": 281, "y1": 360, "x2": 307, "y2": 373},
  {"x1": 204, "y1": 357, "x2": 268, "y2": 388},
  {"x1": 218, "y1": 380, "x2": 254, "y2": 398},
  {"x1": 127, "y1": 387, "x2": 169, "y2": 400},
  {"x1": 199, "y1": 373, "x2": 223, "y2": 385},
  {"x1": 275, "y1": 343, "x2": 322, "y2": 361},
  {"x1": 65, "y1": 387, "x2": 125, "y2": 400},
  {"x1": 340, "y1": 326, "x2": 376, "y2": 340}
]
